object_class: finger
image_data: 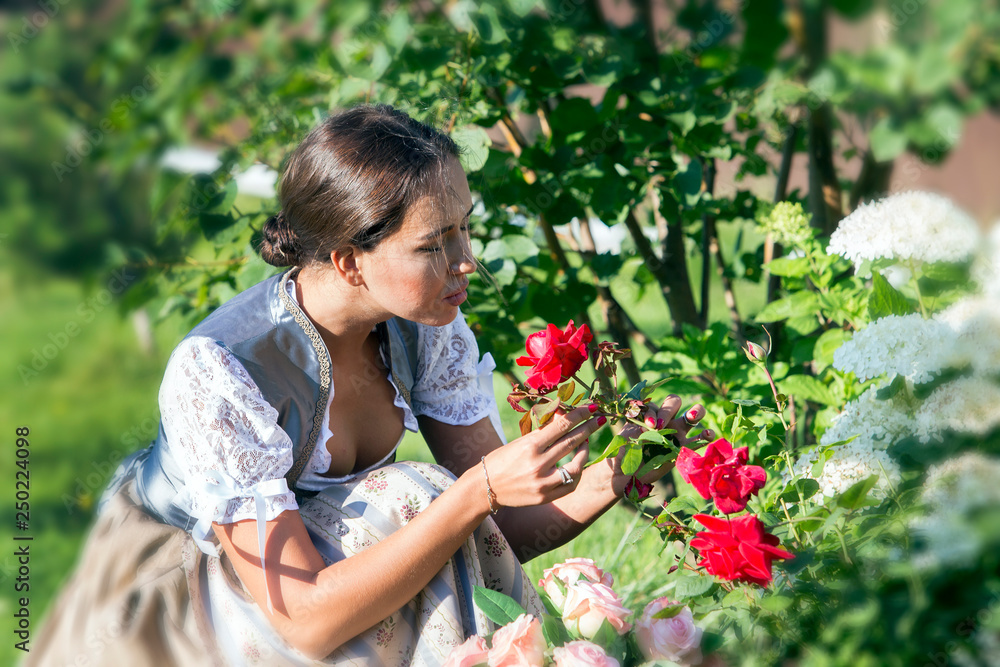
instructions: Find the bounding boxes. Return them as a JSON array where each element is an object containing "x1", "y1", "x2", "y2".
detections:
[
  {"x1": 542, "y1": 414, "x2": 607, "y2": 464},
  {"x1": 535, "y1": 404, "x2": 598, "y2": 449},
  {"x1": 658, "y1": 395, "x2": 682, "y2": 421},
  {"x1": 683, "y1": 404, "x2": 706, "y2": 425},
  {"x1": 548, "y1": 442, "x2": 589, "y2": 492}
]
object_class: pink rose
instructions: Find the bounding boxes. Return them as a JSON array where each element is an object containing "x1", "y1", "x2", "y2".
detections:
[
  {"x1": 487, "y1": 614, "x2": 546, "y2": 667},
  {"x1": 539, "y1": 558, "x2": 614, "y2": 610},
  {"x1": 562, "y1": 581, "x2": 633, "y2": 639},
  {"x1": 634, "y1": 598, "x2": 703, "y2": 665},
  {"x1": 552, "y1": 640, "x2": 621, "y2": 667},
  {"x1": 444, "y1": 635, "x2": 489, "y2": 667}
]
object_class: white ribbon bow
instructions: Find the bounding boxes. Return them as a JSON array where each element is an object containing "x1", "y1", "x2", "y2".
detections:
[{"x1": 185, "y1": 470, "x2": 289, "y2": 614}]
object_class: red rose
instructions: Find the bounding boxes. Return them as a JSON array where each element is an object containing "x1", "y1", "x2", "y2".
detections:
[
  {"x1": 516, "y1": 321, "x2": 593, "y2": 393},
  {"x1": 690, "y1": 514, "x2": 793, "y2": 586},
  {"x1": 624, "y1": 476, "x2": 653, "y2": 501},
  {"x1": 676, "y1": 438, "x2": 767, "y2": 514}
]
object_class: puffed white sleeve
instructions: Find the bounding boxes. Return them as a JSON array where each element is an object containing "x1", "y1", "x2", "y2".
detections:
[
  {"x1": 159, "y1": 335, "x2": 299, "y2": 532},
  {"x1": 410, "y1": 311, "x2": 507, "y2": 442}
]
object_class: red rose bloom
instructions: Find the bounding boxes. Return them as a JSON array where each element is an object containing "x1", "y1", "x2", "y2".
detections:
[
  {"x1": 690, "y1": 514, "x2": 794, "y2": 586},
  {"x1": 624, "y1": 476, "x2": 653, "y2": 501},
  {"x1": 516, "y1": 321, "x2": 593, "y2": 393},
  {"x1": 676, "y1": 438, "x2": 767, "y2": 514}
]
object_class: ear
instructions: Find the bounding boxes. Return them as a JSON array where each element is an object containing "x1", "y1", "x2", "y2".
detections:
[{"x1": 329, "y1": 247, "x2": 365, "y2": 287}]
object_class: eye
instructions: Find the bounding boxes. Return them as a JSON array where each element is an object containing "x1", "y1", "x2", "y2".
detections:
[{"x1": 418, "y1": 245, "x2": 443, "y2": 253}]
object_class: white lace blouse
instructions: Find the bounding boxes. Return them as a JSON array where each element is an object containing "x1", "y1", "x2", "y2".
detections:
[{"x1": 160, "y1": 275, "x2": 502, "y2": 529}]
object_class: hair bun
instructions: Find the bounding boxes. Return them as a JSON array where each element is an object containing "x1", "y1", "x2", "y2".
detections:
[{"x1": 259, "y1": 211, "x2": 301, "y2": 267}]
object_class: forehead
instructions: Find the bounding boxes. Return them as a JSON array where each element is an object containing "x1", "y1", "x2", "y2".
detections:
[{"x1": 394, "y1": 160, "x2": 472, "y2": 237}]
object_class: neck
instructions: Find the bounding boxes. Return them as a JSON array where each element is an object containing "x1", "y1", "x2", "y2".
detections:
[{"x1": 292, "y1": 265, "x2": 387, "y2": 357}]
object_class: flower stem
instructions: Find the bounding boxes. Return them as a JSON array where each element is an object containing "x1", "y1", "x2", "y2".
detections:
[{"x1": 909, "y1": 260, "x2": 929, "y2": 317}]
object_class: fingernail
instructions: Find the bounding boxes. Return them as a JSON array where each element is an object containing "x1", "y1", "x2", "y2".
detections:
[
  {"x1": 686, "y1": 408, "x2": 699, "y2": 422},
  {"x1": 656, "y1": 418, "x2": 665, "y2": 429},
  {"x1": 597, "y1": 416, "x2": 607, "y2": 426},
  {"x1": 645, "y1": 416, "x2": 656, "y2": 427},
  {"x1": 588, "y1": 403, "x2": 598, "y2": 413}
]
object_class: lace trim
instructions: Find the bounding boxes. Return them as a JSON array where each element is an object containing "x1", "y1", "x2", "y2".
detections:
[{"x1": 277, "y1": 267, "x2": 332, "y2": 489}]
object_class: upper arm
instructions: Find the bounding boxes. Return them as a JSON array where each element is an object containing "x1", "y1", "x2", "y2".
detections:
[
  {"x1": 212, "y1": 511, "x2": 327, "y2": 622},
  {"x1": 162, "y1": 337, "x2": 328, "y2": 634},
  {"x1": 410, "y1": 312, "x2": 505, "y2": 475},
  {"x1": 419, "y1": 415, "x2": 504, "y2": 478}
]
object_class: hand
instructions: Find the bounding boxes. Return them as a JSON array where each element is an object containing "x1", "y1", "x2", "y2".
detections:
[
  {"x1": 611, "y1": 395, "x2": 715, "y2": 494},
  {"x1": 482, "y1": 404, "x2": 607, "y2": 509}
]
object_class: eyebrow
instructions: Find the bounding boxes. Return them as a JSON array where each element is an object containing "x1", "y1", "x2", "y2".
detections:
[{"x1": 420, "y1": 203, "x2": 475, "y2": 241}]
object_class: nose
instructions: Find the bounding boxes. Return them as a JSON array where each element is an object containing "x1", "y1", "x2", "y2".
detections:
[{"x1": 449, "y1": 236, "x2": 477, "y2": 275}]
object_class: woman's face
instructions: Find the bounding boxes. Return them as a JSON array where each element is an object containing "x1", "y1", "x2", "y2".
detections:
[{"x1": 356, "y1": 156, "x2": 477, "y2": 326}]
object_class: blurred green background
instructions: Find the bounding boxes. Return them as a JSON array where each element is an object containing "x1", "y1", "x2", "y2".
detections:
[{"x1": 1, "y1": 0, "x2": 998, "y2": 664}]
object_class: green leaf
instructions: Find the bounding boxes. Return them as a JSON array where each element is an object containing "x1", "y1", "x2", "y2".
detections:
[
  {"x1": 506, "y1": 0, "x2": 539, "y2": 17},
  {"x1": 623, "y1": 379, "x2": 647, "y2": 401},
  {"x1": 766, "y1": 257, "x2": 811, "y2": 278},
  {"x1": 652, "y1": 603, "x2": 687, "y2": 619},
  {"x1": 814, "y1": 328, "x2": 848, "y2": 369},
  {"x1": 868, "y1": 272, "x2": 915, "y2": 319},
  {"x1": 637, "y1": 454, "x2": 672, "y2": 478},
  {"x1": 663, "y1": 494, "x2": 707, "y2": 515},
  {"x1": 470, "y1": 4, "x2": 509, "y2": 43},
  {"x1": 836, "y1": 475, "x2": 879, "y2": 509},
  {"x1": 754, "y1": 291, "x2": 819, "y2": 323},
  {"x1": 621, "y1": 444, "x2": 642, "y2": 476},
  {"x1": 557, "y1": 380, "x2": 576, "y2": 403},
  {"x1": 541, "y1": 614, "x2": 570, "y2": 646},
  {"x1": 869, "y1": 117, "x2": 908, "y2": 162},
  {"x1": 674, "y1": 574, "x2": 715, "y2": 598},
  {"x1": 589, "y1": 435, "x2": 626, "y2": 467},
  {"x1": 452, "y1": 126, "x2": 491, "y2": 172},
  {"x1": 759, "y1": 595, "x2": 794, "y2": 612},
  {"x1": 779, "y1": 375, "x2": 838, "y2": 406},
  {"x1": 876, "y1": 374, "x2": 906, "y2": 400},
  {"x1": 780, "y1": 478, "x2": 820, "y2": 504},
  {"x1": 473, "y1": 586, "x2": 527, "y2": 626}
]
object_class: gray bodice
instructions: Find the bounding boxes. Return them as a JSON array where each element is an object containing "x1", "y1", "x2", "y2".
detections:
[{"x1": 104, "y1": 267, "x2": 421, "y2": 533}]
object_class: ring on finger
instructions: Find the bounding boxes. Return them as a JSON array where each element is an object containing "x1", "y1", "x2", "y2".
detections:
[
  {"x1": 682, "y1": 411, "x2": 699, "y2": 427},
  {"x1": 557, "y1": 466, "x2": 574, "y2": 486}
]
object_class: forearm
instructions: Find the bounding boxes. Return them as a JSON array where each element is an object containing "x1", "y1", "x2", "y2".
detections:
[
  {"x1": 221, "y1": 469, "x2": 491, "y2": 659},
  {"x1": 495, "y1": 461, "x2": 621, "y2": 561}
]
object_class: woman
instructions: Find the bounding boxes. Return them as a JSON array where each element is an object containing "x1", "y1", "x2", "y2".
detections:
[{"x1": 30, "y1": 104, "x2": 709, "y2": 666}]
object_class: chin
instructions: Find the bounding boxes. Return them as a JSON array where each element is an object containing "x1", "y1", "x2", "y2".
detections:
[{"x1": 414, "y1": 304, "x2": 460, "y2": 327}]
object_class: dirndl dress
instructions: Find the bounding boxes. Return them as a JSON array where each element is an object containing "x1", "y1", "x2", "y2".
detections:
[{"x1": 26, "y1": 458, "x2": 541, "y2": 667}]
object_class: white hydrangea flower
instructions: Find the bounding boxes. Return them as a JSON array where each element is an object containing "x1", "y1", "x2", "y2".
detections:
[
  {"x1": 818, "y1": 385, "x2": 917, "y2": 447},
  {"x1": 792, "y1": 437, "x2": 902, "y2": 500},
  {"x1": 936, "y1": 296, "x2": 1000, "y2": 377},
  {"x1": 827, "y1": 191, "x2": 980, "y2": 267},
  {"x1": 833, "y1": 314, "x2": 956, "y2": 384},
  {"x1": 971, "y1": 221, "x2": 1000, "y2": 300},
  {"x1": 916, "y1": 376, "x2": 1000, "y2": 441},
  {"x1": 910, "y1": 453, "x2": 1000, "y2": 569}
]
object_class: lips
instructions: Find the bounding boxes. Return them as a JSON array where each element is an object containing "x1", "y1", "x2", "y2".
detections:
[
  {"x1": 444, "y1": 281, "x2": 469, "y2": 299},
  {"x1": 444, "y1": 281, "x2": 469, "y2": 306}
]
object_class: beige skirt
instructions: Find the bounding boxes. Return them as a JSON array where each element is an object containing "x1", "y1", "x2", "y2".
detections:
[{"x1": 26, "y1": 462, "x2": 541, "y2": 667}]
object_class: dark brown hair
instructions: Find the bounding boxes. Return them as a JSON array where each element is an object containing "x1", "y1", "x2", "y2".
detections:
[{"x1": 259, "y1": 103, "x2": 463, "y2": 267}]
